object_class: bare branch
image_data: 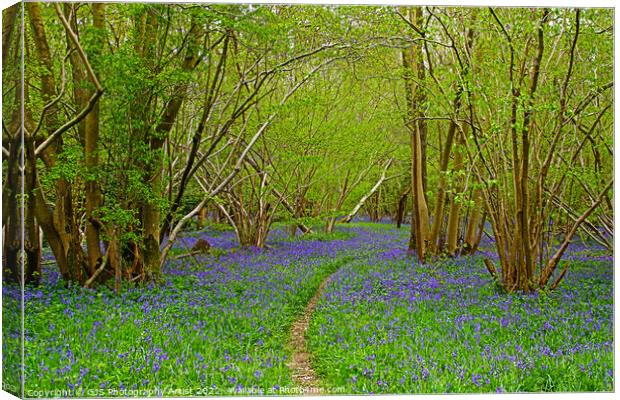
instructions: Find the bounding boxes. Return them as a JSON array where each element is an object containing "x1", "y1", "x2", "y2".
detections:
[
  {"x1": 54, "y1": 3, "x2": 103, "y2": 93},
  {"x1": 539, "y1": 179, "x2": 613, "y2": 289},
  {"x1": 84, "y1": 252, "x2": 109, "y2": 288},
  {"x1": 395, "y1": 8, "x2": 425, "y2": 37},
  {"x1": 340, "y1": 158, "x2": 394, "y2": 223},
  {"x1": 160, "y1": 57, "x2": 342, "y2": 266}
]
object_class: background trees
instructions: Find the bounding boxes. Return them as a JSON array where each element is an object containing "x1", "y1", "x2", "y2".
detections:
[{"x1": 3, "y1": 3, "x2": 612, "y2": 293}]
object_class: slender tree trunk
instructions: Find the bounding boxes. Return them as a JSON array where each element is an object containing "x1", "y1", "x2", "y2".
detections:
[
  {"x1": 140, "y1": 13, "x2": 204, "y2": 281},
  {"x1": 3, "y1": 4, "x2": 21, "y2": 283},
  {"x1": 23, "y1": 135, "x2": 42, "y2": 284},
  {"x1": 402, "y1": 7, "x2": 430, "y2": 261},
  {"x1": 410, "y1": 123, "x2": 431, "y2": 261},
  {"x1": 106, "y1": 227, "x2": 121, "y2": 293},
  {"x1": 463, "y1": 189, "x2": 483, "y2": 254},
  {"x1": 4, "y1": 133, "x2": 21, "y2": 282},
  {"x1": 197, "y1": 207, "x2": 208, "y2": 229},
  {"x1": 429, "y1": 95, "x2": 462, "y2": 252},
  {"x1": 83, "y1": 3, "x2": 106, "y2": 274},
  {"x1": 395, "y1": 187, "x2": 410, "y2": 229},
  {"x1": 325, "y1": 217, "x2": 337, "y2": 234},
  {"x1": 446, "y1": 134, "x2": 465, "y2": 256}
]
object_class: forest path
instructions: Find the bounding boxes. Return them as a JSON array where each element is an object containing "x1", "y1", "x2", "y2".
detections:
[{"x1": 286, "y1": 269, "x2": 339, "y2": 395}]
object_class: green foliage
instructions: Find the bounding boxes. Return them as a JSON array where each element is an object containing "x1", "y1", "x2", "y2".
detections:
[{"x1": 42, "y1": 145, "x2": 84, "y2": 185}]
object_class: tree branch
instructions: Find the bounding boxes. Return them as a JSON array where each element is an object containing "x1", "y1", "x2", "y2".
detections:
[
  {"x1": 539, "y1": 179, "x2": 613, "y2": 289},
  {"x1": 340, "y1": 158, "x2": 394, "y2": 223},
  {"x1": 36, "y1": 5, "x2": 104, "y2": 156},
  {"x1": 159, "y1": 56, "x2": 341, "y2": 266}
]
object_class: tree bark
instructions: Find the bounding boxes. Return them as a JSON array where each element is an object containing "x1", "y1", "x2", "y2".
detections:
[
  {"x1": 429, "y1": 95, "x2": 461, "y2": 252},
  {"x1": 4, "y1": 132, "x2": 21, "y2": 283},
  {"x1": 395, "y1": 187, "x2": 410, "y2": 229},
  {"x1": 83, "y1": 3, "x2": 106, "y2": 275},
  {"x1": 446, "y1": 134, "x2": 465, "y2": 256},
  {"x1": 463, "y1": 189, "x2": 483, "y2": 254},
  {"x1": 402, "y1": 7, "x2": 430, "y2": 262}
]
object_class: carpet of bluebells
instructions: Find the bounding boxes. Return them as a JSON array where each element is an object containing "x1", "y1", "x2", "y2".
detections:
[
  {"x1": 309, "y1": 231, "x2": 614, "y2": 393},
  {"x1": 2, "y1": 224, "x2": 399, "y2": 396},
  {"x1": 2, "y1": 222, "x2": 613, "y2": 396}
]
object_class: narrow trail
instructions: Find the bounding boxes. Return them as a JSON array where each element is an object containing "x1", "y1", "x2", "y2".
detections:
[{"x1": 286, "y1": 270, "x2": 339, "y2": 395}]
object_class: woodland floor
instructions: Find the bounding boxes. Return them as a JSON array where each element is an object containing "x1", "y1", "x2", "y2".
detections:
[{"x1": 2, "y1": 222, "x2": 614, "y2": 396}]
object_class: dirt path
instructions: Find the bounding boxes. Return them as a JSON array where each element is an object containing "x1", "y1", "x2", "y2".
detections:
[{"x1": 286, "y1": 270, "x2": 338, "y2": 395}]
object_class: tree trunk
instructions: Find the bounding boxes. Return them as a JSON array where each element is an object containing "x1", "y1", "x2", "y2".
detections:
[
  {"x1": 410, "y1": 123, "x2": 431, "y2": 262},
  {"x1": 197, "y1": 206, "x2": 208, "y2": 229},
  {"x1": 23, "y1": 135, "x2": 42, "y2": 284},
  {"x1": 395, "y1": 187, "x2": 410, "y2": 229},
  {"x1": 107, "y1": 227, "x2": 122, "y2": 293},
  {"x1": 325, "y1": 217, "x2": 337, "y2": 233},
  {"x1": 429, "y1": 96, "x2": 461, "y2": 252},
  {"x1": 4, "y1": 133, "x2": 21, "y2": 283},
  {"x1": 463, "y1": 189, "x2": 483, "y2": 254},
  {"x1": 446, "y1": 134, "x2": 465, "y2": 256},
  {"x1": 140, "y1": 12, "x2": 204, "y2": 281},
  {"x1": 83, "y1": 3, "x2": 106, "y2": 275},
  {"x1": 401, "y1": 7, "x2": 430, "y2": 262}
]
